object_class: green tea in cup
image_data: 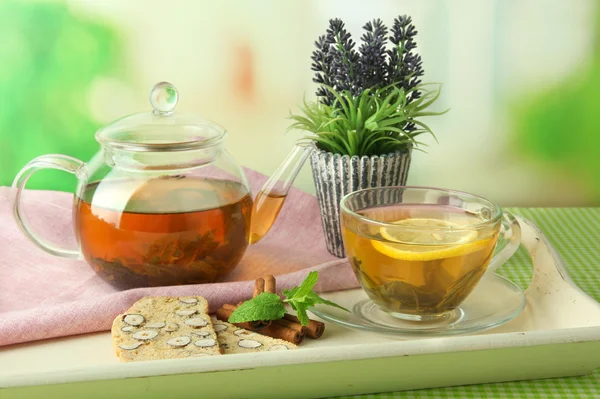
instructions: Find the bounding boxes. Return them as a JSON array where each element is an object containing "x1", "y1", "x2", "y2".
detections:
[{"x1": 341, "y1": 187, "x2": 502, "y2": 321}]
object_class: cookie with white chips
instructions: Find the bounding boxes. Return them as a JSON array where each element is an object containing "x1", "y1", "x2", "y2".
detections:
[
  {"x1": 211, "y1": 317, "x2": 297, "y2": 354},
  {"x1": 111, "y1": 296, "x2": 222, "y2": 362}
]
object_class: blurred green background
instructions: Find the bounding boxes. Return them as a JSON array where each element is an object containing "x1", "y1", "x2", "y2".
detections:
[
  {"x1": 1, "y1": 0, "x2": 599, "y2": 207},
  {"x1": 0, "y1": 0, "x2": 123, "y2": 192}
]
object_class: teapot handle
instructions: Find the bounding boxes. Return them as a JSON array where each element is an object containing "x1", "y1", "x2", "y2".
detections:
[{"x1": 12, "y1": 154, "x2": 85, "y2": 259}]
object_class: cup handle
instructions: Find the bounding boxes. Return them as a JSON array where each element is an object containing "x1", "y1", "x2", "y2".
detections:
[
  {"x1": 11, "y1": 154, "x2": 86, "y2": 259},
  {"x1": 487, "y1": 211, "x2": 521, "y2": 273}
]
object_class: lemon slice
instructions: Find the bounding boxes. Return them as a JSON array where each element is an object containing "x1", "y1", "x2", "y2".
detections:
[
  {"x1": 373, "y1": 218, "x2": 484, "y2": 261},
  {"x1": 379, "y1": 218, "x2": 478, "y2": 244}
]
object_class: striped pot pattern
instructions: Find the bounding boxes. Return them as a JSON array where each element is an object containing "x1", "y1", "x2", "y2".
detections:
[{"x1": 309, "y1": 147, "x2": 412, "y2": 258}]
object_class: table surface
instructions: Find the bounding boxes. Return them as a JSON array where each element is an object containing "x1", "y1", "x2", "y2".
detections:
[{"x1": 335, "y1": 207, "x2": 600, "y2": 399}]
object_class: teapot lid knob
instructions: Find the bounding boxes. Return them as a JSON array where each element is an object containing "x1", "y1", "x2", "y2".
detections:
[{"x1": 149, "y1": 81, "x2": 178, "y2": 115}]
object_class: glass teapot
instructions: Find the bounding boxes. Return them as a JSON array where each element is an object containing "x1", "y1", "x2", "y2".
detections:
[{"x1": 12, "y1": 82, "x2": 312, "y2": 289}]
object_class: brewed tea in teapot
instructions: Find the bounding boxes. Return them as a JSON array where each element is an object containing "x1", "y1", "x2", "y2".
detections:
[
  {"x1": 12, "y1": 82, "x2": 311, "y2": 289},
  {"x1": 76, "y1": 177, "x2": 252, "y2": 288}
]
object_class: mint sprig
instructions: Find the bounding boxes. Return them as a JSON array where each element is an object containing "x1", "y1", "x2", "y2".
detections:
[
  {"x1": 227, "y1": 292, "x2": 286, "y2": 324},
  {"x1": 227, "y1": 271, "x2": 348, "y2": 326}
]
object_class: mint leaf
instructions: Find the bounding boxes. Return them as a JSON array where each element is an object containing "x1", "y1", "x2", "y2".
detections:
[
  {"x1": 307, "y1": 291, "x2": 349, "y2": 312},
  {"x1": 281, "y1": 271, "x2": 349, "y2": 325},
  {"x1": 296, "y1": 306, "x2": 310, "y2": 326},
  {"x1": 283, "y1": 273, "x2": 318, "y2": 317},
  {"x1": 282, "y1": 286, "x2": 299, "y2": 298},
  {"x1": 228, "y1": 292, "x2": 286, "y2": 323},
  {"x1": 285, "y1": 296, "x2": 315, "y2": 318},
  {"x1": 292, "y1": 271, "x2": 319, "y2": 301},
  {"x1": 282, "y1": 288, "x2": 299, "y2": 311}
]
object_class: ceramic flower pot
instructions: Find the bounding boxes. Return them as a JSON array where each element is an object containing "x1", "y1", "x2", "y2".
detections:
[{"x1": 309, "y1": 147, "x2": 412, "y2": 258}]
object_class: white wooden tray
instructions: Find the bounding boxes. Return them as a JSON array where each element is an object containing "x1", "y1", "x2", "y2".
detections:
[{"x1": 1, "y1": 216, "x2": 599, "y2": 399}]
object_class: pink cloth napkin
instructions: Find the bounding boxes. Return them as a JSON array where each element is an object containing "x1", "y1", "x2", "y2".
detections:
[{"x1": 0, "y1": 168, "x2": 359, "y2": 347}]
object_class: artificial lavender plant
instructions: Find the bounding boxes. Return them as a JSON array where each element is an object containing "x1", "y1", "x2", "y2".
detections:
[{"x1": 290, "y1": 15, "x2": 446, "y2": 157}]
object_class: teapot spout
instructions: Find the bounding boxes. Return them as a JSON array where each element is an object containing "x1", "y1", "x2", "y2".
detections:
[{"x1": 249, "y1": 144, "x2": 313, "y2": 244}]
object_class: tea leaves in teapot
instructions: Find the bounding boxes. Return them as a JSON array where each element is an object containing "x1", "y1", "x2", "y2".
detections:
[{"x1": 75, "y1": 176, "x2": 252, "y2": 289}]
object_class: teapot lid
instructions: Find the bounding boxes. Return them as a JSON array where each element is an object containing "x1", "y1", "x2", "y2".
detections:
[{"x1": 95, "y1": 82, "x2": 225, "y2": 151}]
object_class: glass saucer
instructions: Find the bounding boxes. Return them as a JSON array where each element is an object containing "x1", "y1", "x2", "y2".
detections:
[{"x1": 309, "y1": 273, "x2": 526, "y2": 337}]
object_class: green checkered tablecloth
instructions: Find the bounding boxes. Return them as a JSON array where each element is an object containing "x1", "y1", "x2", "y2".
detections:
[{"x1": 337, "y1": 208, "x2": 600, "y2": 399}]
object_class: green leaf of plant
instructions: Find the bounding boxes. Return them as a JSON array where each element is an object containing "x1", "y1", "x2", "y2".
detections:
[
  {"x1": 348, "y1": 96, "x2": 357, "y2": 126},
  {"x1": 410, "y1": 119, "x2": 438, "y2": 142},
  {"x1": 287, "y1": 73, "x2": 444, "y2": 156},
  {"x1": 410, "y1": 118, "x2": 432, "y2": 131},
  {"x1": 348, "y1": 130, "x2": 358, "y2": 156},
  {"x1": 324, "y1": 86, "x2": 351, "y2": 117},
  {"x1": 364, "y1": 114, "x2": 379, "y2": 131},
  {"x1": 375, "y1": 116, "x2": 408, "y2": 127},
  {"x1": 371, "y1": 126, "x2": 407, "y2": 135},
  {"x1": 322, "y1": 117, "x2": 345, "y2": 129},
  {"x1": 228, "y1": 292, "x2": 286, "y2": 323},
  {"x1": 312, "y1": 136, "x2": 347, "y2": 154},
  {"x1": 380, "y1": 87, "x2": 400, "y2": 111},
  {"x1": 412, "y1": 110, "x2": 449, "y2": 117},
  {"x1": 356, "y1": 108, "x2": 364, "y2": 135},
  {"x1": 357, "y1": 89, "x2": 369, "y2": 118},
  {"x1": 414, "y1": 85, "x2": 443, "y2": 112},
  {"x1": 362, "y1": 135, "x2": 397, "y2": 154}
]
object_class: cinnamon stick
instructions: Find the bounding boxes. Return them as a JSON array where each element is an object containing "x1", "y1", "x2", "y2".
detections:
[
  {"x1": 253, "y1": 278, "x2": 265, "y2": 298},
  {"x1": 215, "y1": 306, "x2": 302, "y2": 345},
  {"x1": 264, "y1": 275, "x2": 276, "y2": 294},
  {"x1": 273, "y1": 318, "x2": 307, "y2": 334},
  {"x1": 283, "y1": 313, "x2": 325, "y2": 339},
  {"x1": 261, "y1": 322, "x2": 304, "y2": 345}
]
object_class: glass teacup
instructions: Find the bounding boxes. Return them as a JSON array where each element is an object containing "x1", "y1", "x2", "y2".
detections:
[{"x1": 341, "y1": 186, "x2": 504, "y2": 322}]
